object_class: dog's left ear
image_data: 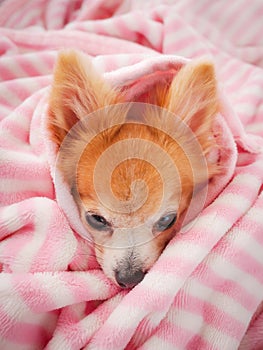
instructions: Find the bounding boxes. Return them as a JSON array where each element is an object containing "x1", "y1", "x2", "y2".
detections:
[
  {"x1": 48, "y1": 50, "x2": 122, "y2": 147},
  {"x1": 163, "y1": 60, "x2": 219, "y2": 150}
]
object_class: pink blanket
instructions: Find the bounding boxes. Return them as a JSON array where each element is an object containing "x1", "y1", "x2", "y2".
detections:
[{"x1": 1, "y1": 1, "x2": 263, "y2": 349}]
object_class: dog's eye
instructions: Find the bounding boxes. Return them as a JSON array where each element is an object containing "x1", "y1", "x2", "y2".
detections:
[
  {"x1": 85, "y1": 213, "x2": 110, "y2": 231},
  {"x1": 154, "y1": 213, "x2": 177, "y2": 232}
]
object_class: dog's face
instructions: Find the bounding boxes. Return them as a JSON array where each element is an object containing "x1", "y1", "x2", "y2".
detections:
[{"x1": 48, "y1": 51, "x2": 219, "y2": 288}]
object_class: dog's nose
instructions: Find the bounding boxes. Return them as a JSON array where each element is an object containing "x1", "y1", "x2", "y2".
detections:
[{"x1": 115, "y1": 269, "x2": 145, "y2": 288}]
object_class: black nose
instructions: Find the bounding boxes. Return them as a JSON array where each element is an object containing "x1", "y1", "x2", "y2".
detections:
[{"x1": 115, "y1": 269, "x2": 145, "y2": 288}]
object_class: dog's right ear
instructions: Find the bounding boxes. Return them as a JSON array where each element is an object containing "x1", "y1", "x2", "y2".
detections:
[{"x1": 48, "y1": 50, "x2": 122, "y2": 147}]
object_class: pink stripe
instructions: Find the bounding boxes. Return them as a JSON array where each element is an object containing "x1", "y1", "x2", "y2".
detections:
[
  {"x1": 90, "y1": 322, "x2": 134, "y2": 349},
  {"x1": 59, "y1": 293, "x2": 125, "y2": 348},
  {"x1": 230, "y1": 5, "x2": 263, "y2": 45},
  {"x1": 213, "y1": 243, "x2": 263, "y2": 283},
  {"x1": 0, "y1": 0, "x2": 29, "y2": 26},
  {"x1": 195, "y1": 263, "x2": 257, "y2": 312},
  {"x1": 1, "y1": 223, "x2": 35, "y2": 265},
  {"x1": 0, "y1": 157, "x2": 50, "y2": 180},
  {"x1": 45, "y1": 0, "x2": 72, "y2": 30},
  {"x1": 0, "y1": 64, "x2": 20, "y2": 81},
  {"x1": 0, "y1": 119, "x2": 28, "y2": 141},
  {"x1": 224, "y1": 66, "x2": 255, "y2": 92},
  {"x1": 0, "y1": 53, "x2": 55, "y2": 81},
  {"x1": 167, "y1": 34, "x2": 201, "y2": 53},
  {"x1": 164, "y1": 15, "x2": 186, "y2": 33},
  {"x1": 7, "y1": 0, "x2": 44, "y2": 29},
  {"x1": 1, "y1": 28, "x2": 154, "y2": 55},
  {"x1": 153, "y1": 320, "x2": 215, "y2": 350},
  {"x1": 186, "y1": 334, "x2": 218, "y2": 350},
  {"x1": 207, "y1": 1, "x2": 242, "y2": 28},
  {"x1": 0, "y1": 79, "x2": 43, "y2": 108},
  {"x1": 0, "y1": 191, "x2": 47, "y2": 205},
  {"x1": 12, "y1": 265, "x2": 117, "y2": 324},
  {"x1": 0, "y1": 201, "x2": 35, "y2": 257},
  {"x1": 18, "y1": 57, "x2": 47, "y2": 78},
  {"x1": 247, "y1": 18, "x2": 263, "y2": 46},
  {"x1": 153, "y1": 256, "x2": 200, "y2": 278},
  {"x1": 0, "y1": 307, "x2": 49, "y2": 346},
  {"x1": 203, "y1": 1, "x2": 226, "y2": 21},
  {"x1": 173, "y1": 290, "x2": 245, "y2": 339},
  {"x1": 58, "y1": 271, "x2": 118, "y2": 302},
  {"x1": 13, "y1": 273, "x2": 62, "y2": 312}
]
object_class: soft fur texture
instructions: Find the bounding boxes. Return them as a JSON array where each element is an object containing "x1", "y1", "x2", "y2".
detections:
[
  {"x1": 1, "y1": 1, "x2": 263, "y2": 349},
  {"x1": 47, "y1": 50, "x2": 220, "y2": 287}
]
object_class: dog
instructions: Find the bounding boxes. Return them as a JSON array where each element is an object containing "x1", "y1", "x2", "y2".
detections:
[{"x1": 47, "y1": 50, "x2": 220, "y2": 288}]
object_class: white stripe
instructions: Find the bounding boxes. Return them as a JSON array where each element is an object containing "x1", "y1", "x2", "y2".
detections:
[
  {"x1": 143, "y1": 336, "x2": 178, "y2": 350},
  {"x1": 0, "y1": 149, "x2": 40, "y2": 165},
  {"x1": 245, "y1": 122, "x2": 263, "y2": 134},
  {"x1": 242, "y1": 18, "x2": 263, "y2": 45},
  {"x1": 0, "y1": 204, "x2": 20, "y2": 233},
  {"x1": 214, "y1": 192, "x2": 251, "y2": 211},
  {"x1": 0, "y1": 128, "x2": 29, "y2": 145},
  {"x1": 34, "y1": 273, "x2": 75, "y2": 308},
  {"x1": 231, "y1": 228, "x2": 263, "y2": 265},
  {"x1": 222, "y1": 62, "x2": 250, "y2": 89},
  {"x1": 16, "y1": 6, "x2": 41, "y2": 28},
  {"x1": 167, "y1": 308, "x2": 240, "y2": 349},
  {"x1": 0, "y1": 59, "x2": 29, "y2": 80},
  {"x1": 235, "y1": 102, "x2": 257, "y2": 116},
  {"x1": 93, "y1": 302, "x2": 141, "y2": 330},
  {"x1": 0, "y1": 105, "x2": 11, "y2": 118},
  {"x1": 46, "y1": 333, "x2": 71, "y2": 350},
  {"x1": 15, "y1": 203, "x2": 52, "y2": 272},
  {"x1": 167, "y1": 308, "x2": 203, "y2": 332},
  {"x1": 80, "y1": 311, "x2": 104, "y2": 337},
  {"x1": 223, "y1": 0, "x2": 256, "y2": 40},
  {"x1": 0, "y1": 111, "x2": 29, "y2": 133},
  {"x1": 0, "y1": 85, "x2": 23, "y2": 107},
  {"x1": 164, "y1": 31, "x2": 194, "y2": 50},
  {"x1": 0, "y1": 273, "x2": 51, "y2": 326},
  {"x1": 237, "y1": 85, "x2": 263, "y2": 99},
  {"x1": 207, "y1": 253, "x2": 263, "y2": 300},
  {"x1": 185, "y1": 277, "x2": 251, "y2": 324},
  {"x1": 199, "y1": 1, "x2": 224, "y2": 20},
  {"x1": 213, "y1": 1, "x2": 243, "y2": 31},
  {"x1": 231, "y1": 173, "x2": 261, "y2": 188},
  {"x1": 4, "y1": 4, "x2": 24, "y2": 27},
  {"x1": 124, "y1": 15, "x2": 162, "y2": 48},
  {"x1": 246, "y1": 205, "x2": 263, "y2": 226},
  {"x1": 230, "y1": 4, "x2": 263, "y2": 45},
  {"x1": 27, "y1": 54, "x2": 52, "y2": 76},
  {"x1": 186, "y1": 212, "x2": 230, "y2": 235},
  {"x1": 0, "y1": 337, "x2": 32, "y2": 350},
  {"x1": 164, "y1": 240, "x2": 209, "y2": 264}
]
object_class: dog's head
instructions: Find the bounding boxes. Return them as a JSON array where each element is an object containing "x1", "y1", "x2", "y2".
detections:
[{"x1": 48, "y1": 51, "x2": 220, "y2": 288}]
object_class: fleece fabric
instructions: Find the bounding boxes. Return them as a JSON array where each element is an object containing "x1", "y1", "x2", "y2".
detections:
[{"x1": 0, "y1": 1, "x2": 263, "y2": 349}]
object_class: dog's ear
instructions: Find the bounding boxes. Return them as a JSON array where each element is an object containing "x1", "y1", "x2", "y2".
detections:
[
  {"x1": 48, "y1": 50, "x2": 121, "y2": 147},
  {"x1": 162, "y1": 60, "x2": 219, "y2": 153}
]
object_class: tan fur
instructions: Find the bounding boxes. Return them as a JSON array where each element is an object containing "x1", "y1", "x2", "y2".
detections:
[
  {"x1": 48, "y1": 50, "x2": 123, "y2": 147},
  {"x1": 48, "y1": 50, "x2": 221, "y2": 287}
]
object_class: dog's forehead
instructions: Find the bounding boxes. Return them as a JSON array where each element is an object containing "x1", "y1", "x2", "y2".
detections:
[{"x1": 76, "y1": 120, "x2": 191, "y2": 227}]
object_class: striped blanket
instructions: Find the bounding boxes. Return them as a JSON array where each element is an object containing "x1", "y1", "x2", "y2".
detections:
[{"x1": 1, "y1": 1, "x2": 263, "y2": 349}]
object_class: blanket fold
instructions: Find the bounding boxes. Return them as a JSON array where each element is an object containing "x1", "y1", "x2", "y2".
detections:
[{"x1": 1, "y1": 1, "x2": 263, "y2": 349}]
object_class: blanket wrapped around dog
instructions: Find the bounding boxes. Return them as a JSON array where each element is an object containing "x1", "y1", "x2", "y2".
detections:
[{"x1": 1, "y1": 1, "x2": 263, "y2": 349}]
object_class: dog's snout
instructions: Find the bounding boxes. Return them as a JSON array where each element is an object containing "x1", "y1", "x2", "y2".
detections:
[{"x1": 115, "y1": 268, "x2": 145, "y2": 289}]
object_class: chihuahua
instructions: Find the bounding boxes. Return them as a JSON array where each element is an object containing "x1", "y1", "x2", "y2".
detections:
[{"x1": 48, "y1": 50, "x2": 220, "y2": 288}]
